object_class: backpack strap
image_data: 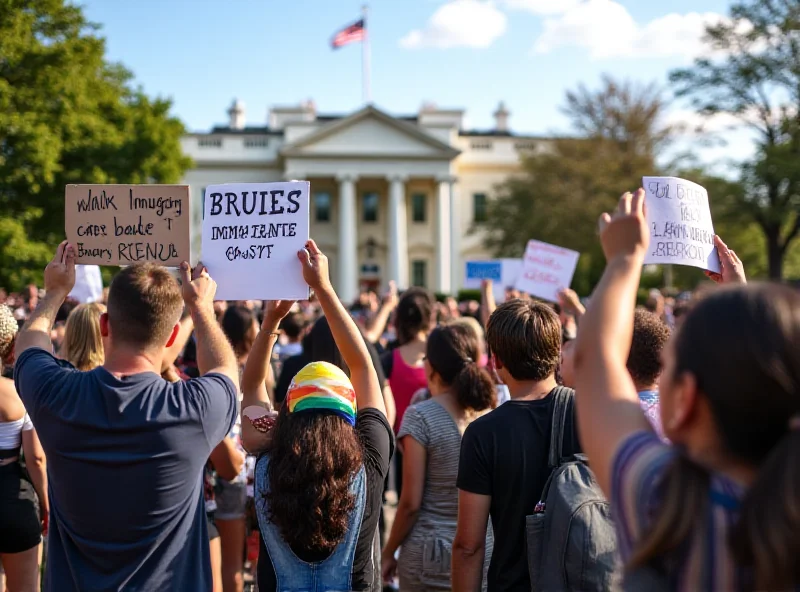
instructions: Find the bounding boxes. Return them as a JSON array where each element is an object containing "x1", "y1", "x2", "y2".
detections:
[{"x1": 548, "y1": 386, "x2": 574, "y2": 469}]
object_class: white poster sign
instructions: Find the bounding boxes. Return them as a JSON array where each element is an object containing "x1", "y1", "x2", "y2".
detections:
[
  {"x1": 68, "y1": 265, "x2": 104, "y2": 303},
  {"x1": 201, "y1": 182, "x2": 310, "y2": 301},
  {"x1": 463, "y1": 259, "x2": 523, "y2": 302},
  {"x1": 515, "y1": 240, "x2": 580, "y2": 303},
  {"x1": 642, "y1": 176, "x2": 720, "y2": 273}
]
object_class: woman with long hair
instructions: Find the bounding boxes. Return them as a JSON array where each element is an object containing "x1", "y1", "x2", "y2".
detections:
[
  {"x1": 381, "y1": 323, "x2": 496, "y2": 590},
  {"x1": 574, "y1": 189, "x2": 798, "y2": 590},
  {"x1": 0, "y1": 305, "x2": 47, "y2": 592},
  {"x1": 240, "y1": 240, "x2": 392, "y2": 592},
  {"x1": 60, "y1": 302, "x2": 105, "y2": 371},
  {"x1": 217, "y1": 305, "x2": 259, "y2": 592}
]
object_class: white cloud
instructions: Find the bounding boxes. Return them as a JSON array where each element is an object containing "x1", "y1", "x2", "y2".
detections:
[
  {"x1": 501, "y1": 0, "x2": 579, "y2": 15},
  {"x1": 532, "y1": 0, "x2": 727, "y2": 60},
  {"x1": 400, "y1": 0, "x2": 507, "y2": 49}
]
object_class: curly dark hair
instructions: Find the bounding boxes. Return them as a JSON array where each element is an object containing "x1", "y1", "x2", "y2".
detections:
[
  {"x1": 626, "y1": 309, "x2": 671, "y2": 387},
  {"x1": 265, "y1": 406, "x2": 363, "y2": 556}
]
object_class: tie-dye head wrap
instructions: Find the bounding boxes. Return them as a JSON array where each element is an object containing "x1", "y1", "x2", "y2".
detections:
[{"x1": 286, "y1": 361, "x2": 357, "y2": 426}]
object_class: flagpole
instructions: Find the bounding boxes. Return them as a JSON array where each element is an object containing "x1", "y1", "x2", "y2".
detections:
[{"x1": 362, "y1": 4, "x2": 371, "y2": 104}]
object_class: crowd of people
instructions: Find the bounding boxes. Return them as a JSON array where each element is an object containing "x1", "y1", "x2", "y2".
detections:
[{"x1": 0, "y1": 188, "x2": 798, "y2": 592}]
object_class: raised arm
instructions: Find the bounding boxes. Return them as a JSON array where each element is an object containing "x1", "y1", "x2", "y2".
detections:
[
  {"x1": 480, "y1": 279, "x2": 496, "y2": 330},
  {"x1": 299, "y1": 240, "x2": 385, "y2": 414},
  {"x1": 240, "y1": 301, "x2": 295, "y2": 454},
  {"x1": 572, "y1": 190, "x2": 651, "y2": 496},
  {"x1": 16, "y1": 241, "x2": 76, "y2": 358},
  {"x1": 363, "y1": 281, "x2": 398, "y2": 344},
  {"x1": 179, "y1": 262, "x2": 238, "y2": 385}
]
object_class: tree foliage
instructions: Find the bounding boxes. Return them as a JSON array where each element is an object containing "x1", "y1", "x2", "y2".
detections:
[
  {"x1": 669, "y1": 0, "x2": 800, "y2": 278},
  {"x1": 0, "y1": 0, "x2": 191, "y2": 289},
  {"x1": 480, "y1": 77, "x2": 672, "y2": 294}
]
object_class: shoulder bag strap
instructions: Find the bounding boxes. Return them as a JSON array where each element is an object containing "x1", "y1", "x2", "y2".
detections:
[{"x1": 548, "y1": 386, "x2": 574, "y2": 469}]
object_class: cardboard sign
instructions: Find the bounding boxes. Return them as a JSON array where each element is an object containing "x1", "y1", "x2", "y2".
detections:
[
  {"x1": 515, "y1": 240, "x2": 580, "y2": 302},
  {"x1": 201, "y1": 182, "x2": 310, "y2": 301},
  {"x1": 65, "y1": 184, "x2": 190, "y2": 266},
  {"x1": 463, "y1": 259, "x2": 523, "y2": 302},
  {"x1": 643, "y1": 176, "x2": 720, "y2": 273}
]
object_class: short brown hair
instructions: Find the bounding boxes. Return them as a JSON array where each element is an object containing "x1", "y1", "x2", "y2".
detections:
[
  {"x1": 107, "y1": 264, "x2": 183, "y2": 350},
  {"x1": 486, "y1": 299, "x2": 561, "y2": 381},
  {"x1": 626, "y1": 309, "x2": 671, "y2": 387}
]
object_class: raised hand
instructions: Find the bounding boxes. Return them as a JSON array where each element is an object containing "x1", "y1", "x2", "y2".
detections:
[
  {"x1": 180, "y1": 262, "x2": 217, "y2": 313},
  {"x1": 44, "y1": 241, "x2": 76, "y2": 298},
  {"x1": 598, "y1": 189, "x2": 649, "y2": 262},
  {"x1": 382, "y1": 280, "x2": 399, "y2": 308},
  {"x1": 262, "y1": 300, "x2": 296, "y2": 329},
  {"x1": 705, "y1": 235, "x2": 746, "y2": 285},
  {"x1": 557, "y1": 288, "x2": 585, "y2": 317},
  {"x1": 297, "y1": 239, "x2": 331, "y2": 292}
]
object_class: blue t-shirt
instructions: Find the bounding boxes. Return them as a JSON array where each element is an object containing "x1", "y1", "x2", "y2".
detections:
[{"x1": 15, "y1": 348, "x2": 238, "y2": 592}]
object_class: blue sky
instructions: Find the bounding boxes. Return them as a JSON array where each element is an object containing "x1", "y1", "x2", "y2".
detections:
[{"x1": 80, "y1": 0, "x2": 748, "y2": 164}]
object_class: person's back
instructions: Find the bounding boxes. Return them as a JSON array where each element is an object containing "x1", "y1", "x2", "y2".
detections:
[
  {"x1": 455, "y1": 299, "x2": 580, "y2": 592},
  {"x1": 13, "y1": 245, "x2": 239, "y2": 592}
]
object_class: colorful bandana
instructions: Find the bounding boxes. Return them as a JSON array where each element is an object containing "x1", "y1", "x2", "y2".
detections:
[{"x1": 286, "y1": 362, "x2": 357, "y2": 426}]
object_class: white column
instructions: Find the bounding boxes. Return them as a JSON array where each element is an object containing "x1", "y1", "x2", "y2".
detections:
[
  {"x1": 387, "y1": 175, "x2": 409, "y2": 289},
  {"x1": 449, "y1": 178, "x2": 460, "y2": 295},
  {"x1": 436, "y1": 177, "x2": 452, "y2": 294},
  {"x1": 337, "y1": 174, "x2": 358, "y2": 304}
]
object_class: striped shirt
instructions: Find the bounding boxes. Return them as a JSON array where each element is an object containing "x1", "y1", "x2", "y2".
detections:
[{"x1": 612, "y1": 431, "x2": 750, "y2": 591}]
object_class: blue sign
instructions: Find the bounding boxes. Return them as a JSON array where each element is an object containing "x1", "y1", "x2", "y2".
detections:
[{"x1": 466, "y1": 261, "x2": 502, "y2": 281}]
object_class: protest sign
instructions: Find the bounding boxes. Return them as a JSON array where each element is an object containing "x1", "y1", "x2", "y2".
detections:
[
  {"x1": 65, "y1": 184, "x2": 190, "y2": 266},
  {"x1": 201, "y1": 181, "x2": 310, "y2": 301},
  {"x1": 68, "y1": 265, "x2": 104, "y2": 303},
  {"x1": 642, "y1": 176, "x2": 720, "y2": 273},
  {"x1": 463, "y1": 259, "x2": 523, "y2": 302},
  {"x1": 515, "y1": 240, "x2": 580, "y2": 303}
]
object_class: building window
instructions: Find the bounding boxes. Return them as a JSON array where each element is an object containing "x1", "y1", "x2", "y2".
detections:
[
  {"x1": 473, "y1": 193, "x2": 488, "y2": 222},
  {"x1": 411, "y1": 193, "x2": 427, "y2": 223},
  {"x1": 412, "y1": 260, "x2": 427, "y2": 287},
  {"x1": 244, "y1": 138, "x2": 269, "y2": 148},
  {"x1": 314, "y1": 192, "x2": 331, "y2": 222},
  {"x1": 470, "y1": 140, "x2": 493, "y2": 150},
  {"x1": 198, "y1": 137, "x2": 222, "y2": 148},
  {"x1": 363, "y1": 192, "x2": 379, "y2": 222}
]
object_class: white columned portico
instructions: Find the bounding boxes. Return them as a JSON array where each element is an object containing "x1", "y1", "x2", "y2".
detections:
[
  {"x1": 387, "y1": 175, "x2": 409, "y2": 289},
  {"x1": 435, "y1": 177, "x2": 453, "y2": 294},
  {"x1": 448, "y1": 178, "x2": 460, "y2": 295},
  {"x1": 337, "y1": 174, "x2": 358, "y2": 304}
]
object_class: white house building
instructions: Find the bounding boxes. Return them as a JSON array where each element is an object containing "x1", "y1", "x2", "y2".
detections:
[{"x1": 181, "y1": 100, "x2": 546, "y2": 302}]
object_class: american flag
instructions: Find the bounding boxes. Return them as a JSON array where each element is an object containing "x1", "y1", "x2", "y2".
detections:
[{"x1": 331, "y1": 19, "x2": 366, "y2": 49}]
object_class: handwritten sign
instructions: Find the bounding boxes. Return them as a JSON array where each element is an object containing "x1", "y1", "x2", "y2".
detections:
[
  {"x1": 464, "y1": 259, "x2": 523, "y2": 302},
  {"x1": 515, "y1": 240, "x2": 580, "y2": 302},
  {"x1": 65, "y1": 184, "x2": 190, "y2": 266},
  {"x1": 642, "y1": 176, "x2": 720, "y2": 273},
  {"x1": 201, "y1": 181, "x2": 310, "y2": 301}
]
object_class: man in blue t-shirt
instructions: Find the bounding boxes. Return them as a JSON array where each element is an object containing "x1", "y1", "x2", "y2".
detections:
[{"x1": 14, "y1": 241, "x2": 239, "y2": 592}]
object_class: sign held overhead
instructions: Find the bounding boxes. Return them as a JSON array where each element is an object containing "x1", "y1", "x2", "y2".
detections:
[
  {"x1": 515, "y1": 240, "x2": 580, "y2": 303},
  {"x1": 65, "y1": 184, "x2": 190, "y2": 267}
]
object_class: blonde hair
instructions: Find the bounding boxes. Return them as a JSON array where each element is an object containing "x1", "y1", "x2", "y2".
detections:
[
  {"x1": 0, "y1": 305, "x2": 17, "y2": 369},
  {"x1": 61, "y1": 303, "x2": 106, "y2": 371}
]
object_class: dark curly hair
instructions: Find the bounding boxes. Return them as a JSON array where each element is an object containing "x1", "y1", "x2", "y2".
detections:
[
  {"x1": 626, "y1": 308, "x2": 671, "y2": 387},
  {"x1": 265, "y1": 406, "x2": 363, "y2": 556}
]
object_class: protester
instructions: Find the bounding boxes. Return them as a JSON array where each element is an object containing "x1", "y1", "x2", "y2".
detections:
[
  {"x1": 239, "y1": 239, "x2": 394, "y2": 592},
  {"x1": 573, "y1": 190, "x2": 800, "y2": 590},
  {"x1": 453, "y1": 299, "x2": 581, "y2": 592},
  {"x1": 219, "y1": 305, "x2": 259, "y2": 592},
  {"x1": 382, "y1": 323, "x2": 496, "y2": 590},
  {"x1": 275, "y1": 311, "x2": 305, "y2": 360},
  {"x1": 626, "y1": 308, "x2": 671, "y2": 440},
  {"x1": 14, "y1": 242, "x2": 239, "y2": 591},
  {"x1": 59, "y1": 302, "x2": 106, "y2": 371},
  {"x1": 0, "y1": 304, "x2": 47, "y2": 592}
]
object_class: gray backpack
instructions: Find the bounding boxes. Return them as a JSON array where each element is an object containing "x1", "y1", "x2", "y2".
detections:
[{"x1": 525, "y1": 387, "x2": 621, "y2": 592}]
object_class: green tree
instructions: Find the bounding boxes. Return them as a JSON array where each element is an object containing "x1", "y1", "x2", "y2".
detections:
[
  {"x1": 669, "y1": 0, "x2": 800, "y2": 279},
  {"x1": 479, "y1": 77, "x2": 673, "y2": 294},
  {"x1": 0, "y1": 0, "x2": 191, "y2": 289}
]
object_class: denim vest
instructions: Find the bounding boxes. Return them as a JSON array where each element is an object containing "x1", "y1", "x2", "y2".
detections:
[{"x1": 255, "y1": 454, "x2": 367, "y2": 592}]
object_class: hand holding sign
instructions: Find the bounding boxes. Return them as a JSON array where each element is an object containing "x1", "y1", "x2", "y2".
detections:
[
  {"x1": 45, "y1": 241, "x2": 77, "y2": 298},
  {"x1": 180, "y1": 262, "x2": 217, "y2": 314},
  {"x1": 298, "y1": 240, "x2": 331, "y2": 293},
  {"x1": 515, "y1": 240, "x2": 580, "y2": 303},
  {"x1": 705, "y1": 235, "x2": 747, "y2": 285},
  {"x1": 599, "y1": 189, "x2": 649, "y2": 262}
]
